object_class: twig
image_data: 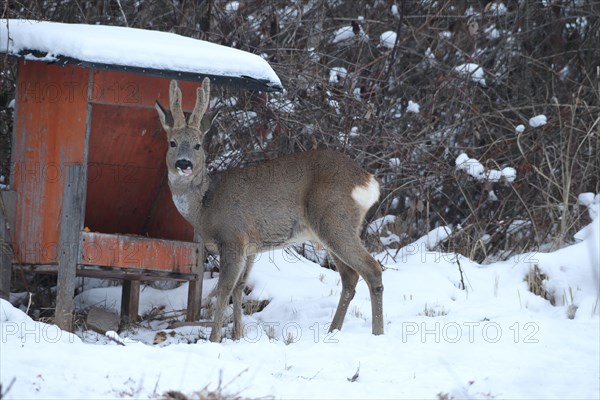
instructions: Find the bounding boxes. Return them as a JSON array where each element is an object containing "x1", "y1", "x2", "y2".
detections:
[
  {"x1": 455, "y1": 258, "x2": 466, "y2": 291},
  {"x1": 115, "y1": 0, "x2": 129, "y2": 27},
  {"x1": 25, "y1": 292, "x2": 32, "y2": 315},
  {"x1": 0, "y1": 377, "x2": 16, "y2": 400},
  {"x1": 347, "y1": 363, "x2": 360, "y2": 382},
  {"x1": 104, "y1": 331, "x2": 126, "y2": 346},
  {"x1": 384, "y1": 2, "x2": 405, "y2": 79}
]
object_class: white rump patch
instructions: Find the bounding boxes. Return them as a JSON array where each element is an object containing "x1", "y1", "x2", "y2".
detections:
[{"x1": 351, "y1": 176, "x2": 380, "y2": 210}]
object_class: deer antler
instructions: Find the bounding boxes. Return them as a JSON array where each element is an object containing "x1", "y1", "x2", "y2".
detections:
[
  {"x1": 188, "y1": 77, "x2": 211, "y2": 130},
  {"x1": 169, "y1": 80, "x2": 186, "y2": 129}
]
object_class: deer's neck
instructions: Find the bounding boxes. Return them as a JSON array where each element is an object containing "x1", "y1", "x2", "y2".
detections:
[{"x1": 168, "y1": 169, "x2": 210, "y2": 224}]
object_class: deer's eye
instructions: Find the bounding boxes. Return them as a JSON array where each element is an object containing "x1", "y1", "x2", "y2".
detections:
[
  {"x1": 169, "y1": 141, "x2": 176, "y2": 148},
  {"x1": 194, "y1": 144, "x2": 201, "y2": 150}
]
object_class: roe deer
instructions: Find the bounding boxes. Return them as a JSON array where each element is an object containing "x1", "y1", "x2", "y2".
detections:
[{"x1": 155, "y1": 78, "x2": 384, "y2": 342}]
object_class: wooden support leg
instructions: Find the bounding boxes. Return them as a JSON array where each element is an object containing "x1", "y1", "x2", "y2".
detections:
[
  {"x1": 186, "y1": 232, "x2": 204, "y2": 321},
  {"x1": 0, "y1": 191, "x2": 16, "y2": 301},
  {"x1": 0, "y1": 251, "x2": 10, "y2": 301},
  {"x1": 55, "y1": 165, "x2": 85, "y2": 331},
  {"x1": 0, "y1": 239, "x2": 10, "y2": 301},
  {"x1": 186, "y1": 276, "x2": 202, "y2": 321},
  {"x1": 121, "y1": 279, "x2": 140, "y2": 324}
]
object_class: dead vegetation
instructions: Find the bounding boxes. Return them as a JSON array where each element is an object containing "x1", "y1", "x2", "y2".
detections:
[
  {"x1": 2, "y1": 1, "x2": 598, "y2": 264},
  {"x1": 525, "y1": 264, "x2": 555, "y2": 305},
  {"x1": 161, "y1": 369, "x2": 269, "y2": 400}
]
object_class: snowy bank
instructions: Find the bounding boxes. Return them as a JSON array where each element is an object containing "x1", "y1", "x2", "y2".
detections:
[
  {"x1": 2, "y1": 195, "x2": 599, "y2": 399},
  {"x1": 2, "y1": 201, "x2": 599, "y2": 399}
]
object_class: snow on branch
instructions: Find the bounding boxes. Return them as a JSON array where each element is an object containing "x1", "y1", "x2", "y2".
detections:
[
  {"x1": 455, "y1": 153, "x2": 516, "y2": 183},
  {"x1": 454, "y1": 63, "x2": 486, "y2": 87}
]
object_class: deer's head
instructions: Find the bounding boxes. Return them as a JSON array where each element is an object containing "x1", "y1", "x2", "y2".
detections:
[{"x1": 155, "y1": 78, "x2": 211, "y2": 181}]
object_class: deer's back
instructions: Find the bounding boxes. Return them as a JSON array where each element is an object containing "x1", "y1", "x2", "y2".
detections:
[{"x1": 201, "y1": 150, "x2": 376, "y2": 249}]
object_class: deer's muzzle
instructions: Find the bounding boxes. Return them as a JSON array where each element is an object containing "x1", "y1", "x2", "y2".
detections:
[{"x1": 175, "y1": 159, "x2": 193, "y2": 176}]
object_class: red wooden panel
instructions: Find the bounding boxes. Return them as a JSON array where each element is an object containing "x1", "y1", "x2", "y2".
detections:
[
  {"x1": 12, "y1": 61, "x2": 88, "y2": 264},
  {"x1": 90, "y1": 70, "x2": 206, "y2": 110},
  {"x1": 81, "y1": 232, "x2": 199, "y2": 273},
  {"x1": 146, "y1": 180, "x2": 194, "y2": 241},
  {"x1": 84, "y1": 104, "x2": 165, "y2": 235},
  {"x1": 85, "y1": 73, "x2": 194, "y2": 241}
]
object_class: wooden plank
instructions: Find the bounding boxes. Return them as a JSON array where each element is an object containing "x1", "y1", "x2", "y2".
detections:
[
  {"x1": 186, "y1": 230, "x2": 204, "y2": 321},
  {"x1": 121, "y1": 279, "x2": 140, "y2": 324},
  {"x1": 12, "y1": 60, "x2": 88, "y2": 265},
  {"x1": 0, "y1": 191, "x2": 16, "y2": 300},
  {"x1": 90, "y1": 70, "x2": 206, "y2": 109},
  {"x1": 168, "y1": 321, "x2": 213, "y2": 329},
  {"x1": 55, "y1": 164, "x2": 86, "y2": 331},
  {"x1": 20, "y1": 264, "x2": 196, "y2": 281},
  {"x1": 80, "y1": 231, "x2": 199, "y2": 273}
]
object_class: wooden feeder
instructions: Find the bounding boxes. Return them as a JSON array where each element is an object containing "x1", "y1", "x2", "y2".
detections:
[{"x1": 0, "y1": 20, "x2": 282, "y2": 331}]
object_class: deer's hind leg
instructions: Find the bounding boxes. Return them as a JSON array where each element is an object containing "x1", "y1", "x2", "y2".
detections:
[
  {"x1": 329, "y1": 255, "x2": 360, "y2": 332},
  {"x1": 327, "y1": 237, "x2": 384, "y2": 335},
  {"x1": 313, "y1": 218, "x2": 384, "y2": 335},
  {"x1": 306, "y1": 184, "x2": 384, "y2": 335}
]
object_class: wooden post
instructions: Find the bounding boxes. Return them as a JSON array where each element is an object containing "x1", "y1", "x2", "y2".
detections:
[
  {"x1": 186, "y1": 230, "x2": 204, "y2": 321},
  {"x1": 0, "y1": 191, "x2": 16, "y2": 301},
  {"x1": 121, "y1": 279, "x2": 140, "y2": 324},
  {"x1": 55, "y1": 164, "x2": 85, "y2": 331}
]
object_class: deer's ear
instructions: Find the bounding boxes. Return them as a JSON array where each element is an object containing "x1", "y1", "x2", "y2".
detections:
[
  {"x1": 155, "y1": 101, "x2": 173, "y2": 132},
  {"x1": 169, "y1": 80, "x2": 186, "y2": 129},
  {"x1": 200, "y1": 109, "x2": 220, "y2": 135},
  {"x1": 188, "y1": 78, "x2": 211, "y2": 130}
]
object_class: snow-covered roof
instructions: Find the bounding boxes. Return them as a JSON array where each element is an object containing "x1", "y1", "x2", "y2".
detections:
[{"x1": 0, "y1": 19, "x2": 283, "y2": 92}]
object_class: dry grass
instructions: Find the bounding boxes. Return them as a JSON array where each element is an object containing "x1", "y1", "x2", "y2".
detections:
[
  {"x1": 242, "y1": 299, "x2": 269, "y2": 315},
  {"x1": 161, "y1": 369, "x2": 271, "y2": 400},
  {"x1": 420, "y1": 303, "x2": 448, "y2": 317},
  {"x1": 162, "y1": 389, "x2": 248, "y2": 400},
  {"x1": 525, "y1": 264, "x2": 555, "y2": 306}
]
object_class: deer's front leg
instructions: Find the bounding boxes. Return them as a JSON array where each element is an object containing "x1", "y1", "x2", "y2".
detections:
[{"x1": 209, "y1": 245, "x2": 245, "y2": 343}]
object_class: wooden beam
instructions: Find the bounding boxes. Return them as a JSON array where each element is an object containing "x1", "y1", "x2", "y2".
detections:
[
  {"x1": 55, "y1": 164, "x2": 85, "y2": 331},
  {"x1": 186, "y1": 231, "x2": 204, "y2": 321},
  {"x1": 121, "y1": 279, "x2": 140, "y2": 324},
  {"x1": 80, "y1": 231, "x2": 198, "y2": 272},
  {"x1": 0, "y1": 191, "x2": 16, "y2": 300}
]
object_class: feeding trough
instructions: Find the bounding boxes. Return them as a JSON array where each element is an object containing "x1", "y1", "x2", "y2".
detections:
[{"x1": 0, "y1": 19, "x2": 282, "y2": 331}]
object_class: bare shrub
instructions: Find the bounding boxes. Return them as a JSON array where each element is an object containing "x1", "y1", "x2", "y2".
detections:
[{"x1": 1, "y1": 0, "x2": 599, "y2": 263}]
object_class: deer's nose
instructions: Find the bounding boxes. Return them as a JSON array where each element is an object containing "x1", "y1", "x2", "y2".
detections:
[
  {"x1": 175, "y1": 159, "x2": 194, "y2": 176},
  {"x1": 175, "y1": 159, "x2": 193, "y2": 170}
]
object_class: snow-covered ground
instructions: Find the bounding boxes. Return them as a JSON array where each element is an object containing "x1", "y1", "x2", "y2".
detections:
[{"x1": 1, "y1": 198, "x2": 598, "y2": 399}]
